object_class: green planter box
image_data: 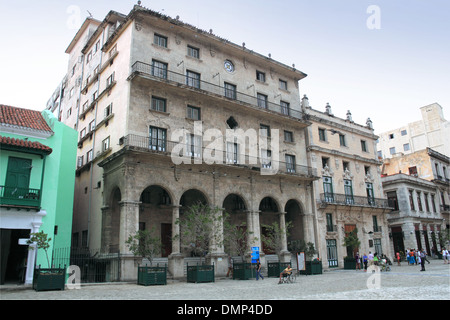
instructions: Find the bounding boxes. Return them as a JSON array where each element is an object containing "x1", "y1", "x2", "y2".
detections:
[
  {"x1": 233, "y1": 263, "x2": 254, "y2": 280},
  {"x1": 267, "y1": 262, "x2": 291, "y2": 278},
  {"x1": 300, "y1": 260, "x2": 323, "y2": 275},
  {"x1": 33, "y1": 267, "x2": 66, "y2": 291},
  {"x1": 138, "y1": 265, "x2": 167, "y2": 286},
  {"x1": 187, "y1": 264, "x2": 215, "y2": 283},
  {"x1": 344, "y1": 259, "x2": 357, "y2": 270}
]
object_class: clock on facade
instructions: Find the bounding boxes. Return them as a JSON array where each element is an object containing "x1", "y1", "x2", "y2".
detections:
[{"x1": 224, "y1": 60, "x2": 235, "y2": 73}]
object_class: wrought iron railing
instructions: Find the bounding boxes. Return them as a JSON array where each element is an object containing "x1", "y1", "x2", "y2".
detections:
[
  {"x1": 121, "y1": 134, "x2": 317, "y2": 177},
  {"x1": 0, "y1": 186, "x2": 41, "y2": 207},
  {"x1": 320, "y1": 193, "x2": 391, "y2": 209},
  {"x1": 130, "y1": 61, "x2": 304, "y2": 120}
]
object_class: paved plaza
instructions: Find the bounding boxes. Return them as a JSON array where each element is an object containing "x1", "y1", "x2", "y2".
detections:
[{"x1": 1, "y1": 260, "x2": 449, "y2": 301}]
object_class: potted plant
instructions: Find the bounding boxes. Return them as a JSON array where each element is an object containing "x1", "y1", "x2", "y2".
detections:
[
  {"x1": 126, "y1": 228, "x2": 166, "y2": 286},
  {"x1": 222, "y1": 217, "x2": 258, "y2": 280},
  {"x1": 27, "y1": 231, "x2": 66, "y2": 291},
  {"x1": 261, "y1": 221, "x2": 293, "y2": 277},
  {"x1": 289, "y1": 240, "x2": 321, "y2": 275},
  {"x1": 343, "y1": 228, "x2": 361, "y2": 269},
  {"x1": 174, "y1": 203, "x2": 223, "y2": 283}
]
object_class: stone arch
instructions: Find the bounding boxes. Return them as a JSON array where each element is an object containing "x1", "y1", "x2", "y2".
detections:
[
  {"x1": 284, "y1": 199, "x2": 305, "y2": 244},
  {"x1": 179, "y1": 188, "x2": 209, "y2": 208},
  {"x1": 139, "y1": 185, "x2": 174, "y2": 257},
  {"x1": 259, "y1": 196, "x2": 281, "y2": 254},
  {"x1": 222, "y1": 193, "x2": 247, "y2": 226}
]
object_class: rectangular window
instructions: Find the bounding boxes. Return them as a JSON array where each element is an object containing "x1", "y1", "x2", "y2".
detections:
[
  {"x1": 326, "y1": 213, "x2": 334, "y2": 232},
  {"x1": 86, "y1": 149, "x2": 93, "y2": 163},
  {"x1": 409, "y1": 190, "x2": 415, "y2": 211},
  {"x1": 424, "y1": 193, "x2": 430, "y2": 212},
  {"x1": 224, "y1": 82, "x2": 237, "y2": 100},
  {"x1": 89, "y1": 120, "x2": 95, "y2": 132},
  {"x1": 256, "y1": 71, "x2": 266, "y2": 82},
  {"x1": 186, "y1": 134, "x2": 202, "y2": 158},
  {"x1": 417, "y1": 191, "x2": 423, "y2": 211},
  {"x1": 389, "y1": 133, "x2": 394, "y2": 139},
  {"x1": 186, "y1": 70, "x2": 201, "y2": 89},
  {"x1": 339, "y1": 134, "x2": 346, "y2": 147},
  {"x1": 280, "y1": 101, "x2": 290, "y2": 115},
  {"x1": 102, "y1": 137, "x2": 110, "y2": 152},
  {"x1": 361, "y1": 140, "x2": 368, "y2": 152},
  {"x1": 77, "y1": 156, "x2": 84, "y2": 168},
  {"x1": 149, "y1": 126, "x2": 167, "y2": 151},
  {"x1": 154, "y1": 34, "x2": 168, "y2": 47},
  {"x1": 344, "y1": 180, "x2": 354, "y2": 204},
  {"x1": 366, "y1": 182, "x2": 375, "y2": 205},
  {"x1": 431, "y1": 194, "x2": 436, "y2": 212},
  {"x1": 260, "y1": 124, "x2": 270, "y2": 137},
  {"x1": 285, "y1": 154, "x2": 296, "y2": 173},
  {"x1": 401, "y1": 129, "x2": 407, "y2": 136},
  {"x1": 408, "y1": 166, "x2": 418, "y2": 176},
  {"x1": 387, "y1": 191, "x2": 399, "y2": 210},
  {"x1": 389, "y1": 147, "x2": 396, "y2": 155},
  {"x1": 80, "y1": 128, "x2": 86, "y2": 139},
  {"x1": 321, "y1": 157, "x2": 329, "y2": 169},
  {"x1": 318, "y1": 128, "x2": 327, "y2": 142},
  {"x1": 284, "y1": 130, "x2": 294, "y2": 142},
  {"x1": 151, "y1": 96, "x2": 167, "y2": 112},
  {"x1": 187, "y1": 45, "x2": 200, "y2": 59},
  {"x1": 279, "y1": 79, "x2": 288, "y2": 90},
  {"x1": 257, "y1": 93, "x2": 268, "y2": 109},
  {"x1": 343, "y1": 161, "x2": 350, "y2": 172},
  {"x1": 261, "y1": 149, "x2": 272, "y2": 169},
  {"x1": 403, "y1": 143, "x2": 410, "y2": 151},
  {"x1": 373, "y1": 216, "x2": 379, "y2": 232},
  {"x1": 187, "y1": 105, "x2": 201, "y2": 120},
  {"x1": 152, "y1": 60, "x2": 168, "y2": 79},
  {"x1": 226, "y1": 142, "x2": 239, "y2": 164},
  {"x1": 106, "y1": 72, "x2": 115, "y2": 87},
  {"x1": 323, "y1": 177, "x2": 334, "y2": 202},
  {"x1": 104, "y1": 103, "x2": 113, "y2": 118},
  {"x1": 92, "y1": 90, "x2": 98, "y2": 102}
]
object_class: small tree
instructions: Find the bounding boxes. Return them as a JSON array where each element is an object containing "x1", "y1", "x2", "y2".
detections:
[
  {"x1": 174, "y1": 203, "x2": 224, "y2": 264},
  {"x1": 289, "y1": 240, "x2": 317, "y2": 261},
  {"x1": 261, "y1": 221, "x2": 293, "y2": 260},
  {"x1": 126, "y1": 228, "x2": 162, "y2": 266},
  {"x1": 27, "y1": 230, "x2": 52, "y2": 268},
  {"x1": 223, "y1": 216, "x2": 258, "y2": 262},
  {"x1": 343, "y1": 228, "x2": 361, "y2": 259}
]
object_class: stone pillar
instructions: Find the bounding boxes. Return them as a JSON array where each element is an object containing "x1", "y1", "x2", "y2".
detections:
[
  {"x1": 25, "y1": 212, "x2": 46, "y2": 284},
  {"x1": 119, "y1": 200, "x2": 140, "y2": 281},
  {"x1": 168, "y1": 205, "x2": 184, "y2": 279},
  {"x1": 208, "y1": 208, "x2": 228, "y2": 276},
  {"x1": 279, "y1": 212, "x2": 291, "y2": 262}
]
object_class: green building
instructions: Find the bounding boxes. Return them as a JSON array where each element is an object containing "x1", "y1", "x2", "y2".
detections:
[{"x1": 0, "y1": 104, "x2": 77, "y2": 285}]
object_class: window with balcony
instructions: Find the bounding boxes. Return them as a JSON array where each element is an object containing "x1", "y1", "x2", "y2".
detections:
[
  {"x1": 323, "y1": 177, "x2": 334, "y2": 202},
  {"x1": 366, "y1": 182, "x2": 375, "y2": 205},
  {"x1": 106, "y1": 72, "x2": 115, "y2": 87},
  {"x1": 280, "y1": 101, "x2": 290, "y2": 115},
  {"x1": 261, "y1": 149, "x2": 272, "y2": 169},
  {"x1": 224, "y1": 82, "x2": 237, "y2": 100},
  {"x1": 149, "y1": 126, "x2": 167, "y2": 151},
  {"x1": 186, "y1": 70, "x2": 201, "y2": 89},
  {"x1": 186, "y1": 134, "x2": 202, "y2": 158},
  {"x1": 152, "y1": 60, "x2": 168, "y2": 79},
  {"x1": 257, "y1": 93, "x2": 268, "y2": 109},
  {"x1": 285, "y1": 154, "x2": 296, "y2": 173},
  {"x1": 226, "y1": 142, "x2": 239, "y2": 164},
  {"x1": 344, "y1": 179, "x2": 354, "y2": 204}
]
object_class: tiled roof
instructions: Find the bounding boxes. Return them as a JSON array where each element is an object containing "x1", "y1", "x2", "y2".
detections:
[
  {"x1": 0, "y1": 104, "x2": 53, "y2": 133},
  {"x1": 0, "y1": 135, "x2": 53, "y2": 154}
]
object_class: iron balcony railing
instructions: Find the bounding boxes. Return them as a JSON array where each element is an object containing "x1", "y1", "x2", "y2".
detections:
[
  {"x1": 0, "y1": 186, "x2": 41, "y2": 207},
  {"x1": 320, "y1": 193, "x2": 391, "y2": 209},
  {"x1": 121, "y1": 134, "x2": 318, "y2": 178},
  {"x1": 130, "y1": 61, "x2": 304, "y2": 120}
]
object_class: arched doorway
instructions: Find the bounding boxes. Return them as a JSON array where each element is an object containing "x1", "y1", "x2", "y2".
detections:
[
  {"x1": 139, "y1": 185, "x2": 173, "y2": 257},
  {"x1": 259, "y1": 197, "x2": 279, "y2": 254},
  {"x1": 222, "y1": 194, "x2": 248, "y2": 257},
  {"x1": 285, "y1": 199, "x2": 304, "y2": 244}
]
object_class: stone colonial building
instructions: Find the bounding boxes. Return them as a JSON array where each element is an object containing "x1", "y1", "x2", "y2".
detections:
[
  {"x1": 302, "y1": 97, "x2": 393, "y2": 269},
  {"x1": 47, "y1": 5, "x2": 320, "y2": 280},
  {"x1": 381, "y1": 148, "x2": 449, "y2": 256}
]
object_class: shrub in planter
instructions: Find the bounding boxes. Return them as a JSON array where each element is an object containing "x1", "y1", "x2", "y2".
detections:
[
  {"x1": 187, "y1": 263, "x2": 215, "y2": 283},
  {"x1": 27, "y1": 231, "x2": 66, "y2": 291}
]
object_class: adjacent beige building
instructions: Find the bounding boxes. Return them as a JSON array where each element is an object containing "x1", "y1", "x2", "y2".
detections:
[{"x1": 302, "y1": 97, "x2": 392, "y2": 268}]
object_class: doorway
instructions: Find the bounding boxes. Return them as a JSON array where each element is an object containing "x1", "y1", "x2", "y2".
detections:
[{"x1": 0, "y1": 229, "x2": 30, "y2": 284}]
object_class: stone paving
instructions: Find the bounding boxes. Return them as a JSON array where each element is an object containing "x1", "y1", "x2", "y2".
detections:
[{"x1": 1, "y1": 260, "x2": 449, "y2": 300}]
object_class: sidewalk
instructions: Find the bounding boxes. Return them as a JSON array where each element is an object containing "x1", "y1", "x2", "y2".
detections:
[{"x1": 1, "y1": 260, "x2": 449, "y2": 300}]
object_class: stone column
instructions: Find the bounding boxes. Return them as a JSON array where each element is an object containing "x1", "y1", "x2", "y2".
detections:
[
  {"x1": 169, "y1": 205, "x2": 184, "y2": 279},
  {"x1": 118, "y1": 200, "x2": 140, "y2": 281},
  {"x1": 25, "y1": 212, "x2": 46, "y2": 285},
  {"x1": 279, "y1": 212, "x2": 291, "y2": 262},
  {"x1": 208, "y1": 208, "x2": 228, "y2": 276}
]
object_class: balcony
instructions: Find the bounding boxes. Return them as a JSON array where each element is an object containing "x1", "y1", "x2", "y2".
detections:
[
  {"x1": 319, "y1": 193, "x2": 391, "y2": 209},
  {"x1": 120, "y1": 134, "x2": 318, "y2": 179},
  {"x1": 129, "y1": 61, "x2": 306, "y2": 122},
  {"x1": 441, "y1": 205, "x2": 450, "y2": 213},
  {"x1": 0, "y1": 186, "x2": 41, "y2": 208}
]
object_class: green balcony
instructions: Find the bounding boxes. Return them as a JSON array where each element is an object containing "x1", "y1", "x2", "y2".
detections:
[{"x1": 0, "y1": 186, "x2": 41, "y2": 208}]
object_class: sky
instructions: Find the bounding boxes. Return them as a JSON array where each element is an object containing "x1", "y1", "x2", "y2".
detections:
[{"x1": 0, "y1": 0, "x2": 449, "y2": 134}]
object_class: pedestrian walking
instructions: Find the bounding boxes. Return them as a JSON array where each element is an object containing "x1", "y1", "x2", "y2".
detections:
[
  {"x1": 420, "y1": 249, "x2": 426, "y2": 271},
  {"x1": 396, "y1": 252, "x2": 401, "y2": 266},
  {"x1": 363, "y1": 253, "x2": 368, "y2": 272},
  {"x1": 443, "y1": 248, "x2": 449, "y2": 264},
  {"x1": 409, "y1": 249, "x2": 416, "y2": 265},
  {"x1": 355, "y1": 252, "x2": 361, "y2": 270},
  {"x1": 255, "y1": 259, "x2": 264, "y2": 280},
  {"x1": 406, "y1": 249, "x2": 411, "y2": 265},
  {"x1": 368, "y1": 251, "x2": 374, "y2": 267},
  {"x1": 226, "y1": 256, "x2": 233, "y2": 277}
]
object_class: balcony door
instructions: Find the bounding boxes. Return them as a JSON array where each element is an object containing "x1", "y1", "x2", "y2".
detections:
[{"x1": 5, "y1": 157, "x2": 32, "y2": 197}]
